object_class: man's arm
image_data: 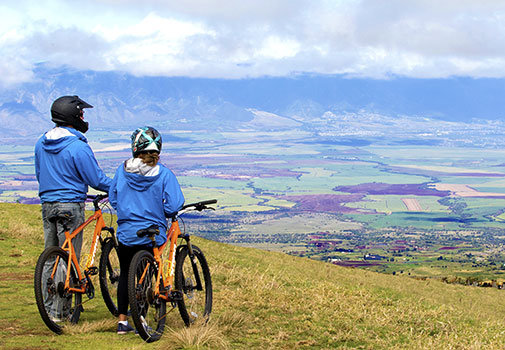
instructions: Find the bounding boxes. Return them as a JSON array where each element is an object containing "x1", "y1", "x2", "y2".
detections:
[
  {"x1": 108, "y1": 169, "x2": 119, "y2": 210},
  {"x1": 73, "y1": 144, "x2": 112, "y2": 193}
]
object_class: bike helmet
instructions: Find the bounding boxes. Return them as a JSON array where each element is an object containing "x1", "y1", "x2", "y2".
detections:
[
  {"x1": 131, "y1": 126, "x2": 162, "y2": 157},
  {"x1": 51, "y1": 95, "x2": 93, "y2": 133}
]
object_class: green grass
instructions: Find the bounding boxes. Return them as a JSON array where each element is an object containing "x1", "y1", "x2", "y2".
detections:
[{"x1": 3, "y1": 202, "x2": 505, "y2": 349}]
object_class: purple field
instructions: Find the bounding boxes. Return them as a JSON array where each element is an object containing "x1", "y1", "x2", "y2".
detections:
[
  {"x1": 332, "y1": 260, "x2": 382, "y2": 268},
  {"x1": 279, "y1": 194, "x2": 366, "y2": 213}
]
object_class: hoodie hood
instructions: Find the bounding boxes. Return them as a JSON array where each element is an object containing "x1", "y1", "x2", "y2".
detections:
[
  {"x1": 125, "y1": 157, "x2": 160, "y2": 176},
  {"x1": 41, "y1": 127, "x2": 87, "y2": 154},
  {"x1": 122, "y1": 160, "x2": 160, "y2": 191}
]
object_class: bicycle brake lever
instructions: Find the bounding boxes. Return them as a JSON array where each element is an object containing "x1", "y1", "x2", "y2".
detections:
[{"x1": 199, "y1": 205, "x2": 214, "y2": 211}]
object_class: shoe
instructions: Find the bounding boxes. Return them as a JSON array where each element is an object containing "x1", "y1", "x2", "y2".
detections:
[
  {"x1": 117, "y1": 322, "x2": 135, "y2": 335},
  {"x1": 49, "y1": 312, "x2": 65, "y2": 323},
  {"x1": 50, "y1": 316, "x2": 62, "y2": 323}
]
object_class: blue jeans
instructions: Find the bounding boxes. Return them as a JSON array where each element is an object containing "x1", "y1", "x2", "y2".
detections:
[{"x1": 41, "y1": 202, "x2": 85, "y2": 318}]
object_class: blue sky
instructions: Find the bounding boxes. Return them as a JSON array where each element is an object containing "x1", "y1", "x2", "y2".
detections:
[{"x1": 1, "y1": 0, "x2": 505, "y2": 87}]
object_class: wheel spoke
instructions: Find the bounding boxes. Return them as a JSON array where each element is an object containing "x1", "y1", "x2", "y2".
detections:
[
  {"x1": 99, "y1": 240, "x2": 121, "y2": 317},
  {"x1": 175, "y1": 245, "x2": 212, "y2": 326},
  {"x1": 128, "y1": 250, "x2": 167, "y2": 342},
  {"x1": 34, "y1": 246, "x2": 82, "y2": 334}
]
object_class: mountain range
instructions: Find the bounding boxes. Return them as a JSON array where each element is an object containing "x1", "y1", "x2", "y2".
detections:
[{"x1": 2, "y1": 65, "x2": 505, "y2": 139}]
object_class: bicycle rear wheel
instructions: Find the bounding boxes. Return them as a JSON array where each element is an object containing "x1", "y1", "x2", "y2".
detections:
[
  {"x1": 128, "y1": 250, "x2": 167, "y2": 342},
  {"x1": 175, "y1": 245, "x2": 212, "y2": 326},
  {"x1": 34, "y1": 246, "x2": 82, "y2": 334},
  {"x1": 99, "y1": 238, "x2": 120, "y2": 316}
]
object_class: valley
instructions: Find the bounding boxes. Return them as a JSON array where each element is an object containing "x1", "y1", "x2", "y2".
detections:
[{"x1": 3, "y1": 115, "x2": 505, "y2": 284}]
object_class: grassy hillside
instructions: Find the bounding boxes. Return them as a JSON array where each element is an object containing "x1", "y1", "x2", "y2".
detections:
[{"x1": 1, "y1": 202, "x2": 505, "y2": 349}]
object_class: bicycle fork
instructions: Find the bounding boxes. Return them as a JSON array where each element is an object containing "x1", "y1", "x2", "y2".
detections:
[{"x1": 185, "y1": 236, "x2": 203, "y2": 292}]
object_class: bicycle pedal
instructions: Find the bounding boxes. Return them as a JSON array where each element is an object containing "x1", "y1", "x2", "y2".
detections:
[
  {"x1": 87, "y1": 267, "x2": 98, "y2": 276},
  {"x1": 83, "y1": 270, "x2": 96, "y2": 299},
  {"x1": 170, "y1": 290, "x2": 183, "y2": 302},
  {"x1": 101, "y1": 226, "x2": 115, "y2": 234}
]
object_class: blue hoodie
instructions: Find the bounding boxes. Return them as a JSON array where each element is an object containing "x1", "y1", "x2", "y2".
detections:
[
  {"x1": 109, "y1": 161, "x2": 185, "y2": 247},
  {"x1": 35, "y1": 127, "x2": 112, "y2": 203}
]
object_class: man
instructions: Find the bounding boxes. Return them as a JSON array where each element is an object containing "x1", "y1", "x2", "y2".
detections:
[
  {"x1": 35, "y1": 95, "x2": 112, "y2": 321},
  {"x1": 35, "y1": 95, "x2": 112, "y2": 261}
]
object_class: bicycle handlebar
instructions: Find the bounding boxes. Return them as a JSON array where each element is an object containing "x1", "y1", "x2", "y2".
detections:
[
  {"x1": 181, "y1": 199, "x2": 217, "y2": 211},
  {"x1": 86, "y1": 194, "x2": 108, "y2": 210},
  {"x1": 171, "y1": 199, "x2": 217, "y2": 217}
]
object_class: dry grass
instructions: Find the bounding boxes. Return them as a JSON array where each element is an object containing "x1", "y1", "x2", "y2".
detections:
[
  {"x1": 3, "y1": 203, "x2": 505, "y2": 349},
  {"x1": 160, "y1": 320, "x2": 229, "y2": 350},
  {"x1": 64, "y1": 319, "x2": 117, "y2": 335},
  {"x1": 0, "y1": 211, "x2": 41, "y2": 242}
]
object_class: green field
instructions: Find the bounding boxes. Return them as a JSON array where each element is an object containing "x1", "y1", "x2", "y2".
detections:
[{"x1": 3, "y1": 129, "x2": 505, "y2": 282}]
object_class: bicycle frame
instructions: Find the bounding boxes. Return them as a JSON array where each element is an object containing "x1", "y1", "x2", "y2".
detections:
[
  {"x1": 150, "y1": 219, "x2": 181, "y2": 301},
  {"x1": 60, "y1": 210, "x2": 105, "y2": 293},
  {"x1": 128, "y1": 199, "x2": 215, "y2": 341},
  {"x1": 136, "y1": 199, "x2": 216, "y2": 304},
  {"x1": 49, "y1": 199, "x2": 113, "y2": 295}
]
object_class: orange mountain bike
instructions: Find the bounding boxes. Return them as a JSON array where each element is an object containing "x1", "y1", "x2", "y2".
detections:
[
  {"x1": 128, "y1": 199, "x2": 216, "y2": 342},
  {"x1": 34, "y1": 194, "x2": 120, "y2": 334}
]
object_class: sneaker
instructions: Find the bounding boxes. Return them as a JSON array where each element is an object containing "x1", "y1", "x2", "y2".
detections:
[
  {"x1": 117, "y1": 322, "x2": 135, "y2": 335},
  {"x1": 49, "y1": 312, "x2": 65, "y2": 323},
  {"x1": 50, "y1": 316, "x2": 62, "y2": 323}
]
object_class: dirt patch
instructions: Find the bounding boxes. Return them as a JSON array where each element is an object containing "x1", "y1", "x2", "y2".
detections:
[
  {"x1": 334, "y1": 182, "x2": 449, "y2": 197},
  {"x1": 0, "y1": 318, "x2": 48, "y2": 338},
  {"x1": 430, "y1": 183, "x2": 505, "y2": 198},
  {"x1": 0, "y1": 272, "x2": 32, "y2": 281},
  {"x1": 402, "y1": 198, "x2": 422, "y2": 211}
]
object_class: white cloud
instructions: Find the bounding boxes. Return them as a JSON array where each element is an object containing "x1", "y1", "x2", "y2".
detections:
[{"x1": 2, "y1": 0, "x2": 505, "y2": 86}]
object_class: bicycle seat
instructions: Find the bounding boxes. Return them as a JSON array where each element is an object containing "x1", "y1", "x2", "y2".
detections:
[
  {"x1": 137, "y1": 224, "x2": 160, "y2": 238},
  {"x1": 47, "y1": 209, "x2": 72, "y2": 223},
  {"x1": 47, "y1": 210, "x2": 73, "y2": 231}
]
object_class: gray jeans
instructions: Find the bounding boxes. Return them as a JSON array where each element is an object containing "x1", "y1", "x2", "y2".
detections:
[
  {"x1": 41, "y1": 202, "x2": 85, "y2": 318},
  {"x1": 42, "y1": 202, "x2": 85, "y2": 259}
]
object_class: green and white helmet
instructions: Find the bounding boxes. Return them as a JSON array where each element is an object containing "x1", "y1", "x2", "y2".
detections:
[{"x1": 131, "y1": 126, "x2": 162, "y2": 157}]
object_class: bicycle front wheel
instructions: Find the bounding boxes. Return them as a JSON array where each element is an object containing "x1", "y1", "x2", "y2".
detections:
[
  {"x1": 34, "y1": 246, "x2": 82, "y2": 334},
  {"x1": 128, "y1": 250, "x2": 167, "y2": 342},
  {"x1": 99, "y1": 238, "x2": 120, "y2": 316},
  {"x1": 175, "y1": 245, "x2": 212, "y2": 326}
]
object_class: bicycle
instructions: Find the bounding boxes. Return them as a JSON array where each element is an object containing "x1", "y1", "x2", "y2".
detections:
[
  {"x1": 34, "y1": 194, "x2": 121, "y2": 334},
  {"x1": 128, "y1": 199, "x2": 216, "y2": 342}
]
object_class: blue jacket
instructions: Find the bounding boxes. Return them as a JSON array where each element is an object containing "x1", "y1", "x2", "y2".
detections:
[
  {"x1": 109, "y1": 162, "x2": 185, "y2": 247},
  {"x1": 35, "y1": 127, "x2": 112, "y2": 203}
]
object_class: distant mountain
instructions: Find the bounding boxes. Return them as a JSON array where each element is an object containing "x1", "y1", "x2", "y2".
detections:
[{"x1": 2, "y1": 65, "x2": 505, "y2": 138}]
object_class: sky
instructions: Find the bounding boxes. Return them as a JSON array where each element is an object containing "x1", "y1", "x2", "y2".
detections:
[{"x1": 1, "y1": 0, "x2": 505, "y2": 87}]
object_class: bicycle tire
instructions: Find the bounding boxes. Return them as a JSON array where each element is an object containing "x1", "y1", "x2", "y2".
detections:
[
  {"x1": 34, "y1": 246, "x2": 82, "y2": 334},
  {"x1": 175, "y1": 245, "x2": 212, "y2": 326},
  {"x1": 128, "y1": 250, "x2": 167, "y2": 342},
  {"x1": 98, "y1": 238, "x2": 120, "y2": 317}
]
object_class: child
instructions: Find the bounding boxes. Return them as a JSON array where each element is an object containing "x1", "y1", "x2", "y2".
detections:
[{"x1": 109, "y1": 126, "x2": 184, "y2": 334}]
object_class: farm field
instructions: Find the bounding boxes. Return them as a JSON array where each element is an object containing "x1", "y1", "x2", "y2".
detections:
[{"x1": 2, "y1": 128, "x2": 505, "y2": 282}]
